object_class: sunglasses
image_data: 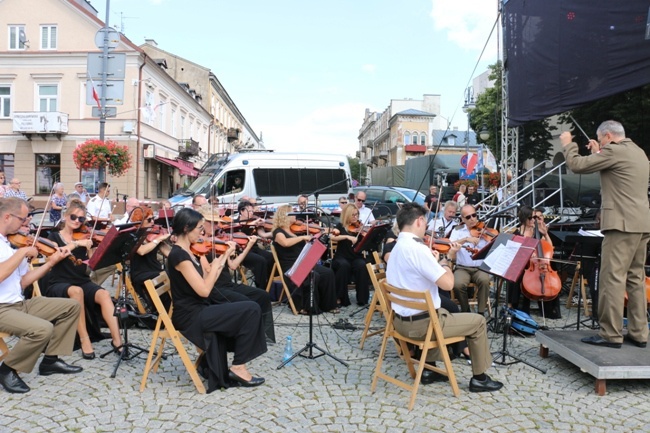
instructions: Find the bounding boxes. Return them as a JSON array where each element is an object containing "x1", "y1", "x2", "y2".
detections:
[
  {"x1": 146, "y1": 217, "x2": 154, "y2": 222},
  {"x1": 532, "y1": 215, "x2": 543, "y2": 220},
  {"x1": 356, "y1": 198, "x2": 365, "y2": 203},
  {"x1": 339, "y1": 201, "x2": 348, "y2": 205},
  {"x1": 69, "y1": 214, "x2": 87, "y2": 223},
  {"x1": 463, "y1": 213, "x2": 478, "y2": 220}
]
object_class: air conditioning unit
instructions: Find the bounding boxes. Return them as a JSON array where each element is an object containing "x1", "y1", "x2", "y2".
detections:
[{"x1": 123, "y1": 121, "x2": 134, "y2": 133}]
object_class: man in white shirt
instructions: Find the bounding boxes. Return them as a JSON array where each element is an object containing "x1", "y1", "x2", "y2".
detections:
[
  {"x1": 449, "y1": 204, "x2": 491, "y2": 314},
  {"x1": 428, "y1": 200, "x2": 459, "y2": 238},
  {"x1": 0, "y1": 198, "x2": 83, "y2": 394},
  {"x1": 385, "y1": 202, "x2": 502, "y2": 393},
  {"x1": 73, "y1": 182, "x2": 89, "y2": 204},
  {"x1": 114, "y1": 197, "x2": 140, "y2": 225},
  {"x1": 86, "y1": 183, "x2": 112, "y2": 220},
  {"x1": 355, "y1": 191, "x2": 375, "y2": 226}
]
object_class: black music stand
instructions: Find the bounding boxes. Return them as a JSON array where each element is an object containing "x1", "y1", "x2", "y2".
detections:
[
  {"x1": 353, "y1": 221, "x2": 391, "y2": 255},
  {"x1": 277, "y1": 238, "x2": 348, "y2": 369},
  {"x1": 562, "y1": 234, "x2": 602, "y2": 330},
  {"x1": 477, "y1": 234, "x2": 547, "y2": 373},
  {"x1": 94, "y1": 223, "x2": 151, "y2": 378}
]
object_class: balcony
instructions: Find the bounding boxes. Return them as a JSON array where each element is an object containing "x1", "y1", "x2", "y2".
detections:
[
  {"x1": 371, "y1": 155, "x2": 379, "y2": 165},
  {"x1": 178, "y1": 138, "x2": 199, "y2": 159},
  {"x1": 405, "y1": 144, "x2": 426, "y2": 153},
  {"x1": 12, "y1": 111, "x2": 69, "y2": 140},
  {"x1": 227, "y1": 128, "x2": 240, "y2": 142},
  {"x1": 379, "y1": 150, "x2": 388, "y2": 160}
]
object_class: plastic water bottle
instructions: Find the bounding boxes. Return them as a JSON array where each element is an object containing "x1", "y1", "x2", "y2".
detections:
[{"x1": 283, "y1": 335, "x2": 293, "y2": 366}]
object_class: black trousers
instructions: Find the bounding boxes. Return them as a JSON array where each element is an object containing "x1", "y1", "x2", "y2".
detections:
[
  {"x1": 332, "y1": 256, "x2": 370, "y2": 306},
  {"x1": 242, "y1": 246, "x2": 274, "y2": 289},
  {"x1": 209, "y1": 282, "x2": 276, "y2": 343}
]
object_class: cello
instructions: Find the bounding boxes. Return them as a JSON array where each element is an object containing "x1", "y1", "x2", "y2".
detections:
[{"x1": 521, "y1": 219, "x2": 562, "y2": 302}]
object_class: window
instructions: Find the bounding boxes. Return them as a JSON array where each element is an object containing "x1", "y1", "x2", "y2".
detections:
[
  {"x1": 159, "y1": 97, "x2": 167, "y2": 131},
  {"x1": 180, "y1": 114, "x2": 186, "y2": 138},
  {"x1": 0, "y1": 86, "x2": 10, "y2": 118},
  {"x1": 252, "y1": 168, "x2": 348, "y2": 197},
  {"x1": 156, "y1": 163, "x2": 162, "y2": 198},
  {"x1": 35, "y1": 154, "x2": 60, "y2": 195},
  {"x1": 404, "y1": 132, "x2": 411, "y2": 145},
  {"x1": 447, "y1": 136, "x2": 456, "y2": 146},
  {"x1": 40, "y1": 25, "x2": 57, "y2": 50},
  {"x1": 144, "y1": 159, "x2": 149, "y2": 198},
  {"x1": 38, "y1": 84, "x2": 58, "y2": 112},
  {"x1": 0, "y1": 154, "x2": 15, "y2": 181},
  {"x1": 171, "y1": 107, "x2": 177, "y2": 137},
  {"x1": 420, "y1": 133, "x2": 426, "y2": 145},
  {"x1": 8, "y1": 25, "x2": 26, "y2": 50}
]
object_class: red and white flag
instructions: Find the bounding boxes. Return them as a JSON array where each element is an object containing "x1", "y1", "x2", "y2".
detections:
[
  {"x1": 466, "y1": 151, "x2": 479, "y2": 174},
  {"x1": 89, "y1": 76, "x2": 101, "y2": 110}
]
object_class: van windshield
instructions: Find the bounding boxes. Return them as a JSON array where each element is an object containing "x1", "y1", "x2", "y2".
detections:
[{"x1": 182, "y1": 171, "x2": 220, "y2": 196}]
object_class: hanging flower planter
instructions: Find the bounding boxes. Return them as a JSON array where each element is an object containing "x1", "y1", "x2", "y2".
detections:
[{"x1": 73, "y1": 139, "x2": 132, "y2": 177}]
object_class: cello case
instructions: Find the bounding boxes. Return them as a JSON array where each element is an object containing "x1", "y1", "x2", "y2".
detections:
[{"x1": 507, "y1": 308, "x2": 539, "y2": 335}]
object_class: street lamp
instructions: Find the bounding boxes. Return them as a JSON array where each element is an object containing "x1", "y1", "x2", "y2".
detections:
[{"x1": 479, "y1": 124, "x2": 490, "y2": 142}]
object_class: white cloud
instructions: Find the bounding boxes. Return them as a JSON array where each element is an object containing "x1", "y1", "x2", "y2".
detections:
[
  {"x1": 258, "y1": 103, "x2": 367, "y2": 157},
  {"x1": 362, "y1": 64, "x2": 376, "y2": 74},
  {"x1": 430, "y1": 0, "x2": 498, "y2": 52}
]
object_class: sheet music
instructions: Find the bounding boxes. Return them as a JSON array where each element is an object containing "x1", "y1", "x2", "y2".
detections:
[{"x1": 483, "y1": 240, "x2": 521, "y2": 275}]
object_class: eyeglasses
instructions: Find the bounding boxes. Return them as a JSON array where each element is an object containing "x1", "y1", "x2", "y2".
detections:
[
  {"x1": 69, "y1": 215, "x2": 87, "y2": 223},
  {"x1": 339, "y1": 201, "x2": 348, "y2": 205},
  {"x1": 532, "y1": 215, "x2": 543, "y2": 220},
  {"x1": 146, "y1": 217, "x2": 154, "y2": 223},
  {"x1": 356, "y1": 198, "x2": 365, "y2": 203},
  {"x1": 10, "y1": 214, "x2": 28, "y2": 224},
  {"x1": 352, "y1": 213, "x2": 359, "y2": 217},
  {"x1": 463, "y1": 213, "x2": 478, "y2": 220}
]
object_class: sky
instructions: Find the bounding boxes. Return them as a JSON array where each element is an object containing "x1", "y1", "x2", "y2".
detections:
[{"x1": 91, "y1": 0, "x2": 500, "y2": 157}]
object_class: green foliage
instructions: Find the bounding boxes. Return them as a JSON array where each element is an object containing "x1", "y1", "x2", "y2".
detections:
[{"x1": 468, "y1": 62, "x2": 556, "y2": 165}]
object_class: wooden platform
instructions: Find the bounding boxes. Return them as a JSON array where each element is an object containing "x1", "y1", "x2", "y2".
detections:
[{"x1": 536, "y1": 330, "x2": 650, "y2": 395}]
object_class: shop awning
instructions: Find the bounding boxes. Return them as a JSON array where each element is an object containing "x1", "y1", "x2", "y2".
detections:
[{"x1": 155, "y1": 156, "x2": 199, "y2": 177}]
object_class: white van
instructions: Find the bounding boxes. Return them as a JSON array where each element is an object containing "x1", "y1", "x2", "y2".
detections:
[{"x1": 169, "y1": 150, "x2": 352, "y2": 212}]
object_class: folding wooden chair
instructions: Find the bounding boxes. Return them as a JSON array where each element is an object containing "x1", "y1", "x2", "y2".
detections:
[
  {"x1": 359, "y1": 261, "x2": 388, "y2": 349},
  {"x1": 0, "y1": 260, "x2": 45, "y2": 362},
  {"x1": 113, "y1": 263, "x2": 148, "y2": 314},
  {"x1": 140, "y1": 272, "x2": 206, "y2": 394},
  {"x1": 372, "y1": 281, "x2": 464, "y2": 410},
  {"x1": 265, "y1": 244, "x2": 298, "y2": 315}
]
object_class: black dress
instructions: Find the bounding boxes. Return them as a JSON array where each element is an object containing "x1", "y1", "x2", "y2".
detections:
[
  {"x1": 272, "y1": 228, "x2": 337, "y2": 313},
  {"x1": 130, "y1": 243, "x2": 167, "y2": 311},
  {"x1": 46, "y1": 232, "x2": 107, "y2": 343},
  {"x1": 167, "y1": 245, "x2": 267, "y2": 392},
  {"x1": 332, "y1": 224, "x2": 370, "y2": 306}
]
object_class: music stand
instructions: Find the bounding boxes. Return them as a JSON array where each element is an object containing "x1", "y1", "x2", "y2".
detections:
[
  {"x1": 563, "y1": 234, "x2": 603, "y2": 330},
  {"x1": 353, "y1": 221, "x2": 391, "y2": 255},
  {"x1": 95, "y1": 223, "x2": 151, "y2": 378},
  {"x1": 277, "y1": 237, "x2": 348, "y2": 369},
  {"x1": 477, "y1": 234, "x2": 547, "y2": 373}
]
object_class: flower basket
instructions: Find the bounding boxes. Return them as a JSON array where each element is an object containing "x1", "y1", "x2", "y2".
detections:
[
  {"x1": 73, "y1": 139, "x2": 132, "y2": 177},
  {"x1": 453, "y1": 179, "x2": 478, "y2": 190},
  {"x1": 487, "y1": 172, "x2": 501, "y2": 187}
]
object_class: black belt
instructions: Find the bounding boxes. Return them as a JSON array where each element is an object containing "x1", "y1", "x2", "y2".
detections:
[{"x1": 394, "y1": 311, "x2": 431, "y2": 321}]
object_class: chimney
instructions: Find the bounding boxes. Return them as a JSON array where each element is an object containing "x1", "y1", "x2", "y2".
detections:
[{"x1": 144, "y1": 38, "x2": 158, "y2": 47}]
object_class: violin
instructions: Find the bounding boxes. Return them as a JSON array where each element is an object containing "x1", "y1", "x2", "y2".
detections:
[
  {"x1": 146, "y1": 224, "x2": 170, "y2": 243},
  {"x1": 423, "y1": 233, "x2": 477, "y2": 255},
  {"x1": 8, "y1": 230, "x2": 82, "y2": 265},
  {"x1": 469, "y1": 222, "x2": 499, "y2": 243},
  {"x1": 190, "y1": 238, "x2": 230, "y2": 256},
  {"x1": 72, "y1": 226, "x2": 106, "y2": 247},
  {"x1": 521, "y1": 220, "x2": 562, "y2": 302},
  {"x1": 290, "y1": 220, "x2": 322, "y2": 235}
]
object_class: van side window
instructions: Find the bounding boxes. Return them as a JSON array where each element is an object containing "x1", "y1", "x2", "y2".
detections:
[
  {"x1": 216, "y1": 170, "x2": 245, "y2": 195},
  {"x1": 253, "y1": 168, "x2": 348, "y2": 197}
]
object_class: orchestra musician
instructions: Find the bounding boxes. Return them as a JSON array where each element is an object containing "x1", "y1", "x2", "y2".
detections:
[
  {"x1": 233, "y1": 201, "x2": 274, "y2": 290},
  {"x1": 167, "y1": 208, "x2": 266, "y2": 390},
  {"x1": 354, "y1": 191, "x2": 375, "y2": 225},
  {"x1": 86, "y1": 182, "x2": 112, "y2": 220},
  {"x1": 448, "y1": 205, "x2": 491, "y2": 315},
  {"x1": 0, "y1": 198, "x2": 82, "y2": 394},
  {"x1": 330, "y1": 204, "x2": 371, "y2": 306},
  {"x1": 427, "y1": 201, "x2": 459, "y2": 238},
  {"x1": 272, "y1": 205, "x2": 339, "y2": 315},
  {"x1": 198, "y1": 206, "x2": 276, "y2": 344},
  {"x1": 46, "y1": 199, "x2": 123, "y2": 359}
]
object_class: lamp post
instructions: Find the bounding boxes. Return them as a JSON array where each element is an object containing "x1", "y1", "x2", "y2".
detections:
[{"x1": 478, "y1": 124, "x2": 490, "y2": 202}]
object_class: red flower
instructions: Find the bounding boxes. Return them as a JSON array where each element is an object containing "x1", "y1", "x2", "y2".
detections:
[{"x1": 74, "y1": 139, "x2": 132, "y2": 177}]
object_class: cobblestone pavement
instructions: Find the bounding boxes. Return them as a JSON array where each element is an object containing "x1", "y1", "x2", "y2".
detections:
[{"x1": 2, "y1": 285, "x2": 650, "y2": 433}]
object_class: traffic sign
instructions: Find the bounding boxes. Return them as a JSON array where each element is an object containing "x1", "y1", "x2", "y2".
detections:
[
  {"x1": 92, "y1": 107, "x2": 117, "y2": 118},
  {"x1": 459, "y1": 169, "x2": 476, "y2": 180},
  {"x1": 95, "y1": 27, "x2": 120, "y2": 50},
  {"x1": 460, "y1": 154, "x2": 468, "y2": 169}
]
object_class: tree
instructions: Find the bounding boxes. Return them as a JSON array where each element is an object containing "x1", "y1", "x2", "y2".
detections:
[
  {"x1": 347, "y1": 156, "x2": 366, "y2": 185},
  {"x1": 468, "y1": 62, "x2": 556, "y2": 167}
]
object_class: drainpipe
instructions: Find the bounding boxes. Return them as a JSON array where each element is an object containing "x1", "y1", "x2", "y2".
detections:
[{"x1": 136, "y1": 53, "x2": 147, "y2": 197}]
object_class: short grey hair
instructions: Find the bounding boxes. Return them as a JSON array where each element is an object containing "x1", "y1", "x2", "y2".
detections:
[{"x1": 597, "y1": 120, "x2": 625, "y2": 138}]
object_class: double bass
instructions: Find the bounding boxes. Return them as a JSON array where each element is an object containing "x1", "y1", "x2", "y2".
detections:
[{"x1": 521, "y1": 219, "x2": 562, "y2": 301}]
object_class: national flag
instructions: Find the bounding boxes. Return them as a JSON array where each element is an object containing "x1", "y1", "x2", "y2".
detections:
[
  {"x1": 89, "y1": 76, "x2": 101, "y2": 110},
  {"x1": 466, "y1": 152, "x2": 479, "y2": 174},
  {"x1": 485, "y1": 148, "x2": 498, "y2": 173}
]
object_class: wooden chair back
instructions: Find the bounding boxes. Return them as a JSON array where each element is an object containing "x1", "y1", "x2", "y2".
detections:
[
  {"x1": 140, "y1": 272, "x2": 206, "y2": 394},
  {"x1": 359, "y1": 260, "x2": 388, "y2": 349},
  {"x1": 371, "y1": 281, "x2": 464, "y2": 410},
  {"x1": 265, "y1": 244, "x2": 298, "y2": 315}
]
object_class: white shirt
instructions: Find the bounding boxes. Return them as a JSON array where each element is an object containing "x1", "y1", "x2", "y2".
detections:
[
  {"x1": 357, "y1": 205, "x2": 375, "y2": 225},
  {"x1": 385, "y1": 232, "x2": 446, "y2": 314},
  {"x1": 427, "y1": 217, "x2": 458, "y2": 238},
  {"x1": 86, "y1": 195, "x2": 112, "y2": 219},
  {"x1": 0, "y1": 233, "x2": 29, "y2": 304},
  {"x1": 113, "y1": 214, "x2": 130, "y2": 225},
  {"x1": 449, "y1": 224, "x2": 488, "y2": 267}
]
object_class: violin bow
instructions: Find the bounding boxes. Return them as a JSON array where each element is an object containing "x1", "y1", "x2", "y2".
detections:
[{"x1": 30, "y1": 183, "x2": 57, "y2": 249}]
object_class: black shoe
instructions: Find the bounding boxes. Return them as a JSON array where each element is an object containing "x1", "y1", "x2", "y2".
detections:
[
  {"x1": 624, "y1": 334, "x2": 647, "y2": 348},
  {"x1": 0, "y1": 370, "x2": 30, "y2": 393},
  {"x1": 420, "y1": 370, "x2": 449, "y2": 384},
  {"x1": 82, "y1": 351, "x2": 96, "y2": 360},
  {"x1": 228, "y1": 369, "x2": 265, "y2": 387},
  {"x1": 581, "y1": 335, "x2": 622, "y2": 348},
  {"x1": 469, "y1": 375, "x2": 503, "y2": 393},
  {"x1": 39, "y1": 359, "x2": 83, "y2": 376}
]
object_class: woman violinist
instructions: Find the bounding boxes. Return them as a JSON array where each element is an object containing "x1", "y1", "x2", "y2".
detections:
[
  {"x1": 506, "y1": 206, "x2": 561, "y2": 318},
  {"x1": 272, "y1": 205, "x2": 338, "y2": 314},
  {"x1": 167, "y1": 208, "x2": 267, "y2": 389},
  {"x1": 129, "y1": 207, "x2": 171, "y2": 311},
  {"x1": 45, "y1": 199, "x2": 122, "y2": 359},
  {"x1": 330, "y1": 204, "x2": 371, "y2": 306}
]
